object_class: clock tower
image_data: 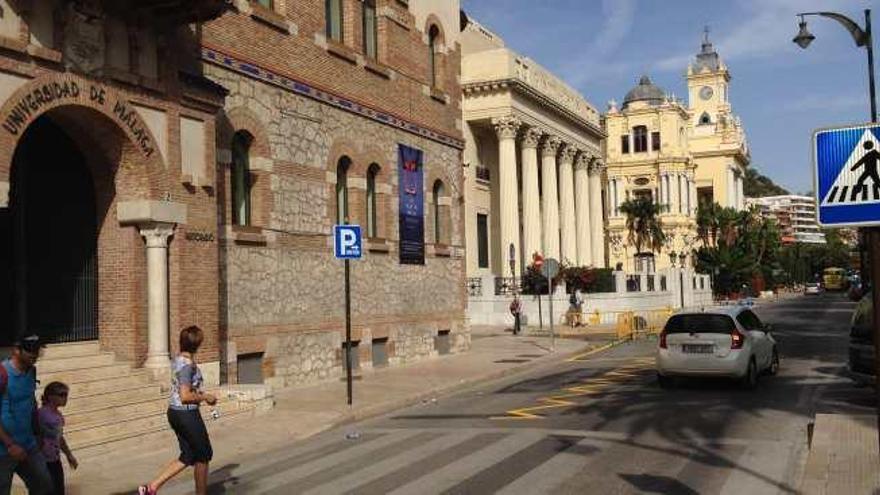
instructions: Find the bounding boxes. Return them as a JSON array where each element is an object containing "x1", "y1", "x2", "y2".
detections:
[{"x1": 687, "y1": 28, "x2": 731, "y2": 129}]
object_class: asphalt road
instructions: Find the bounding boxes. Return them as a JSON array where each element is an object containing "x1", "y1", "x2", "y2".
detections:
[{"x1": 177, "y1": 294, "x2": 871, "y2": 495}]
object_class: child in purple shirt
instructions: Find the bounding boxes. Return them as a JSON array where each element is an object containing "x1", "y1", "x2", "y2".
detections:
[{"x1": 38, "y1": 382, "x2": 77, "y2": 495}]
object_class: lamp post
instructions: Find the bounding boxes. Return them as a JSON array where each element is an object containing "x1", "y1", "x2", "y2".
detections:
[
  {"x1": 794, "y1": 8, "x2": 880, "y2": 452},
  {"x1": 509, "y1": 243, "x2": 521, "y2": 336}
]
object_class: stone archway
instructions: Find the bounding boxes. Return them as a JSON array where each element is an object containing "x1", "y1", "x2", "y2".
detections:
[{"x1": 0, "y1": 75, "x2": 176, "y2": 363}]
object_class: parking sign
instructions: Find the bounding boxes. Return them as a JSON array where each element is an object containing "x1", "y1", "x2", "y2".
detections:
[
  {"x1": 334, "y1": 225, "x2": 363, "y2": 259},
  {"x1": 815, "y1": 123, "x2": 880, "y2": 227}
]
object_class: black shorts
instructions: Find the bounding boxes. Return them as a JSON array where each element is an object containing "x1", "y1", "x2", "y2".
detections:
[{"x1": 167, "y1": 408, "x2": 213, "y2": 465}]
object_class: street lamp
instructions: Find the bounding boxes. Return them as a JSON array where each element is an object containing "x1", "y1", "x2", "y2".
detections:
[
  {"x1": 679, "y1": 252, "x2": 687, "y2": 268},
  {"x1": 668, "y1": 251, "x2": 677, "y2": 267},
  {"x1": 793, "y1": 9, "x2": 876, "y2": 122}
]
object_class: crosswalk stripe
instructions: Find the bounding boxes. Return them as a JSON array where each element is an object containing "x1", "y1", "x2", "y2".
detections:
[
  {"x1": 387, "y1": 431, "x2": 546, "y2": 495},
  {"x1": 673, "y1": 443, "x2": 745, "y2": 494},
  {"x1": 718, "y1": 441, "x2": 797, "y2": 495},
  {"x1": 302, "y1": 431, "x2": 484, "y2": 495},
  {"x1": 343, "y1": 432, "x2": 508, "y2": 495},
  {"x1": 494, "y1": 436, "x2": 602, "y2": 495},
  {"x1": 232, "y1": 430, "x2": 425, "y2": 493},
  {"x1": 828, "y1": 186, "x2": 839, "y2": 203}
]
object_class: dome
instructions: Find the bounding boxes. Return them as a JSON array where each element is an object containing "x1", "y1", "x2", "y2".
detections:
[{"x1": 622, "y1": 75, "x2": 665, "y2": 109}]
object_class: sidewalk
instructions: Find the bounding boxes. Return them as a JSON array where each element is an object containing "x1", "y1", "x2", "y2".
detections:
[
  {"x1": 800, "y1": 413, "x2": 880, "y2": 494},
  {"x1": 62, "y1": 325, "x2": 610, "y2": 494}
]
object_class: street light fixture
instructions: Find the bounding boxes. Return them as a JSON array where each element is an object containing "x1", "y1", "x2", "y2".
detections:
[
  {"x1": 668, "y1": 251, "x2": 677, "y2": 267},
  {"x1": 792, "y1": 9, "x2": 876, "y2": 122},
  {"x1": 679, "y1": 252, "x2": 688, "y2": 268}
]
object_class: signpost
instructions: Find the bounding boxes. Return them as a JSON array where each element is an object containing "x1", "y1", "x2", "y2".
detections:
[
  {"x1": 541, "y1": 257, "x2": 560, "y2": 352},
  {"x1": 534, "y1": 254, "x2": 544, "y2": 329},
  {"x1": 334, "y1": 224, "x2": 363, "y2": 406},
  {"x1": 814, "y1": 123, "x2": 880, "y2": 449}
]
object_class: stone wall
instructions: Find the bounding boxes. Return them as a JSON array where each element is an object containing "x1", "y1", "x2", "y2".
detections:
[{"x1": 263, "y1": 331, "x2": 341, "y2": 388}]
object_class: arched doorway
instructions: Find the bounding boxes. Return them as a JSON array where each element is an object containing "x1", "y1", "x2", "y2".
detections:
[{"x1": 0, "y1": 116, "x2": 98, "y2": 345}]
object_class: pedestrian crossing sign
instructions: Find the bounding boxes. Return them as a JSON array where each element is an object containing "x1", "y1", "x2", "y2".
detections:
[{"x1": 815, "y1": 123, "x2": 880, "y2": 227}]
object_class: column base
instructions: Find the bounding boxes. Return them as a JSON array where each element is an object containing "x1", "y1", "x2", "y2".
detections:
[{"x1": 143, "y1": 353, "x2": 171, "y2": 388}]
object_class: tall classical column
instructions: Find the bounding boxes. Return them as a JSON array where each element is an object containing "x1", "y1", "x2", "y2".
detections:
[
  {"x1": 493, "y1": 116, "x2": 522, "y2": 276},
  {"x1": 558, "y1": 144, "x2": 578, "y2": 264},
  {"x1": 737, "y1": 174, "x2": 744, "y2": 210},
  {"x1": 589, "y1": 160, "x2": 606, "y2": 267},
  {"x1": 574, "y1": 153, "x2": 593, "y2": 266},
  {"x1": 140, "y1": 222, "x2": 176, "y2": 370},
  {"x1": 540, "y1": 134, "x2": 562, "y2": 259},
  {"x1": 520, "y1": 127, "x2": 542, "y2": 262},
  {"x1": 670, "y1": 173, "x2": 680, "y2": 215},
  {"x1": 690, "y1": 176, "x2": 698, "y2": 216},
  {"x1": 727, "y1": 167, "x2": 735, "y2": 208}
]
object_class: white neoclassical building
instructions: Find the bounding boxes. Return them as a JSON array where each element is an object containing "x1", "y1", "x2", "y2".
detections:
[{"x1": 461, "y1": 16, "x2": 606, "y2": 281}]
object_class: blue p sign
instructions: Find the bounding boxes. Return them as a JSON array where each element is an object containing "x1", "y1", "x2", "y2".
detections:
[{"x1": 334, "y1": 225, "x2": 363, "y2": 259}]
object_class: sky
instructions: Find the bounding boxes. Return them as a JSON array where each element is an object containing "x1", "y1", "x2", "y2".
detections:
[{"x1": 460, "y1": 0, "x2": 877, "y2": 195}]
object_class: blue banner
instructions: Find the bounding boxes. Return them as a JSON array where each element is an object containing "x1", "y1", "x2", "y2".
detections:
[{"x1": 398, "y1": 144, "x2": 424, "y2": 265}]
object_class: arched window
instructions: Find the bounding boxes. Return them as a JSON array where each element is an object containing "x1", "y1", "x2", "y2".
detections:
[
  {"x1": 433, "y1": 180, "x2": 445, "y2": 244},
  {"x1": 699, "y1": 112, "x2": 712, "y2": 125},
  {"x1": 428, "y1": 25, "x2": 440, "y2": 87},
  {"x1": 362, "y1": 0, "x2": 377, "y2": 59},
  {"x1": 325, "y1": 0, "x2": 343, "y2": 42},
  {"x1": 231, "y1": 131, "x2": 252, "y2": 226},
  {"x1": 336, "y1": 156, "x2": 351, "y2": 224},
  {"x1": 366, "y1": 163, "x2": 380, "y2": 237},
  {"x1": 633, "y1": 125, "x2": 648, "y2": 153}
]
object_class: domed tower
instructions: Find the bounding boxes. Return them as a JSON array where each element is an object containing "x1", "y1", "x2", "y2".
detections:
[{"x1": 603, "y1": 75, "x2": 696, "y2": 273}]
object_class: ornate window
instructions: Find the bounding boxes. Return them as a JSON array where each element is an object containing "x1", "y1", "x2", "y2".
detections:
[
  {"x1": 477, "y1": 213, "x2": 489, "y2": 268},
  {"x1": 231, "y1": 131, "x2": 252, "y2": 226},
  {"x1": 699, "y1": 112, "x2": 712, "y2": 125},
  {"x1": 366, "y1": 163, "x2": 380, "y2": 237},
  {"x1": 620, "y1": 134, "x2": 630, "y2": 154},
  {"x1": 651, "y1": 131, "x2": 661, "y2": 151},
  {"x1": 633, "y1": 126, "x2": 648, "y2": 153},
  {"x1": 336, "y1": 156, "x2": 351, "y2": 224},
  {"x1": 362, "y1": 0, "x2": 378, "y2": 59},
  {"x1": 428, "y1": 25, "x2": 440, "y2": 87},
  {"x1": 325, "y1": 0, "x2": 343, "y2": 42}
]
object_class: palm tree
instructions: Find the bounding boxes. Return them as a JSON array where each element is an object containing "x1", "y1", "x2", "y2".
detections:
[{"x1": 619, "y1": 197, "x2": 666, "y2": 257}]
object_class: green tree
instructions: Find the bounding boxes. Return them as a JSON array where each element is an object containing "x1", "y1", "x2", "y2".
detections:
[
  {"x1": 743, "y1": 166, "x2": 789, "y2": 197},
  {"x1": 618, "y1": 197, "x2": 666, "y2": 256}
]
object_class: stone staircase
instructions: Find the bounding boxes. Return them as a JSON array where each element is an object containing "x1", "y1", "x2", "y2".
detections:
[{"x1": 36, "y1": 342, "x2": 272, "y2": 459}]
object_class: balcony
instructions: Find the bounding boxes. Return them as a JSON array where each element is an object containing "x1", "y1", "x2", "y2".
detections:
[{"x1": 99, "y1": 0, "x2": 231, "y2": 26}]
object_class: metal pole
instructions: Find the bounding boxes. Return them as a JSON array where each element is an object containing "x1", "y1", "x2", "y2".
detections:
[
  {"x1": 537, "y1": 292, "x2": 543, "y2": 329},
  {"x1": 344, "y1": 258, "x2": 353, "y2": 406},
  {"x1": 866, "y1": 9, "x2": 876, "y2": 123},
  {"x1": 868, "y1": 229, "x2": 880, "y2": 453},
  {"x1": 548, "y1": 276, "x2": 555, "y2": 351}
]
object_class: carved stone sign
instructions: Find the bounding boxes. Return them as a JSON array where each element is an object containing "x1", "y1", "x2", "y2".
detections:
[
  {"x1": 1, "y1": 76, "x2": 156, "y2": 158},
  {"x1": 185, "y1": 231, "x2": 215, "y2": 243}
]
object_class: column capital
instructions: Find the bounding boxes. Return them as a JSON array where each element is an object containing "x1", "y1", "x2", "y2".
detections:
[
  {"x1": 558, "y1": 144, "x2": 578, "y2": 164},
  {"x1": 492, "y1": 115, "x2": 522, "y2": 140},
  {"x1": 520, "y1": 126, "x2": 542, "y2": 149},
  {"x1": 139, "y1": 222, "x2": 176, "y2": 248},
  {"x1": 540, "y1": 134, "x2": 562, "y2": 157},
  {"x1": 574, "y1": 152, "x2": 592, "y2": 172},
  {"x1": 589, "y1": 159, "x2": 606, "y2": 176}
]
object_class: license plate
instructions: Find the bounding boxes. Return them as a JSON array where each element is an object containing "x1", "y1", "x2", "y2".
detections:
[{"x1": 682, "y1": 344, "x2": 714, "y2": 354}]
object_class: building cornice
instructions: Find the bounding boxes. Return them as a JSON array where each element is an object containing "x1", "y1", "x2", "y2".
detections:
[
  {"x1": 201, "y1": 45, "x2": 465, "y2": 150},
  {"x1": 462, "y1": 79, "x2": 606, "y2": 139}
]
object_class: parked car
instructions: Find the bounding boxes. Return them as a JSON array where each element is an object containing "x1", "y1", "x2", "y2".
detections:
[
  {"x1": 656, "y1": 306, "x2": 779, "y2": 389},
  {"x1": 849, "y1": 290, "x2": 874, "y2": 384},
  {"x1": 804, "y1": 282, "x2": 822, "y2": 296}
]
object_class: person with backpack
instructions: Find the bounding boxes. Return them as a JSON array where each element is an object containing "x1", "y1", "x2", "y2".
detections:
[
  {"x1": 138, "y1": 326, "x2": 217, "y2": 495},
  {"x1": 38, "y1": 381, "x2": 77, "y2": 495},
  {"x1": 0, "y1": 335, "x2": 52, "y2": 495}
]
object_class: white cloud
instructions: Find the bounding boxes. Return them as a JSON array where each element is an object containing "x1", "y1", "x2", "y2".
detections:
[
  {"x1": 780, "y1": 93, "x2": 865, "y2": 112},
  {"x1": 557, "y1": 0, "x2": 637, "y2": 87}
]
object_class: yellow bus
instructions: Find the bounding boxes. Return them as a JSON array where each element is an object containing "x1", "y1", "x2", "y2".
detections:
[{"x1": 822, "y1": 267, "x2": 847, "y2": 291}]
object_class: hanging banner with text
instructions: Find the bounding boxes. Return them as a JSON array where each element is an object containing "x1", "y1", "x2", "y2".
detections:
[{"x1": 398, "y1": 144, "x2": 425, "y2": 265}]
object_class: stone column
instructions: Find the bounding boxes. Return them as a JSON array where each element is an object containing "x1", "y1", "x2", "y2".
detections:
[
  {"x1": 690, "y1": 176, "x2": 698, "y2": 216},
  {"x1": 727, "y1": 167, "x2": 736, "y2": 208},
  {"x1": 558, "y1": 144, "x2": 578, "y2": 264},
  {"x1": 540, "y1": 134, "x2": 561, "y2": 259},
  {"x1": 140, "y1": 223, "x2": 176, "y2": 370},
  {"x1": 574, "y1": 153, "x2": 592, "y2": 266},
  {"x1": 493, "y1": 116, "x2": 522, "y2": 276},
  {"x1": 589, "y1": 160, "x2": 606, "y2": 267},
  {"x1": 520, "y1": 127, "x2": 542, "y2": 262},
  {"x1": 737, "y1": 174, "x2": 744, "y2": 210}
]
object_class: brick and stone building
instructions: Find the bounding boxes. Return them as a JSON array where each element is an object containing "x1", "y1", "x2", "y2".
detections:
[{"x1": 0, "y1": 0, "x2": 466, "y2": 450}]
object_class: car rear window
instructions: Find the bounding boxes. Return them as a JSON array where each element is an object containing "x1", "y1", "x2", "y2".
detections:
[{"x1": 664, "y1": 314, "x2": 736, "y2": 334}]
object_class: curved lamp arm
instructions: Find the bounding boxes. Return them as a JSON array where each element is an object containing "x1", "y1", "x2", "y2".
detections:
[{"x1": 800, "y1": 11, "x2": 870, "y2": 47}]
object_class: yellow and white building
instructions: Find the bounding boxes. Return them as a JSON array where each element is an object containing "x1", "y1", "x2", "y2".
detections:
[{"x1": 605, "y1": 33, "x2": 750, "y2": 272}]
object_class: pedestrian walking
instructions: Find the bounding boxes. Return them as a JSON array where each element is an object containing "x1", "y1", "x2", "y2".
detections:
[
  {"x1": 0, "y1": 334, "x2": 53, "y2": 495},
  {"x1": 38, "y1": 381, "x2": 77, "y2": 495},
  {"x1": 138, "y1": 326, "x2": 217, "y2": 495}
]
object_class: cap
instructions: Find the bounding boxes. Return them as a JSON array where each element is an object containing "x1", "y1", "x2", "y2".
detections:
[{"x1": 16, "y1": 335, "x2": 43, "y2": 353}]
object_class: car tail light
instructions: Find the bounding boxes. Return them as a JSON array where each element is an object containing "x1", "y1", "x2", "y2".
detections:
[
  {"x1": 731, "y1": 328, "x2": 745, "y2": 349},
  {"x1": 659, "y1": 331, "x2": 668, "y2": 349}
]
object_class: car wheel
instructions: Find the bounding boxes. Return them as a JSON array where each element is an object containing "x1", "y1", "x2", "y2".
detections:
[
  {"x1": 657, "y1": 373, "x2": 674, "y2": 389},
  {"x1": 768, "y1": 348, "x2": 780, "y2": 376},
  {"x1": 741, "y1": 359, "x2": 758, "y2": 390}
]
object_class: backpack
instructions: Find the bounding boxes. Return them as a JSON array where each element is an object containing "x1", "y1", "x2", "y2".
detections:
[{"x1": 0, "y1": 361, "x2": 41, "y2": 438}]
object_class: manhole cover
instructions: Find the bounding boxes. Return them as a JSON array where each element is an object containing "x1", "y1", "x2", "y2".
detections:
[{"x1": 494, "y1": 359, "x2": 529, "y2": 364}]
